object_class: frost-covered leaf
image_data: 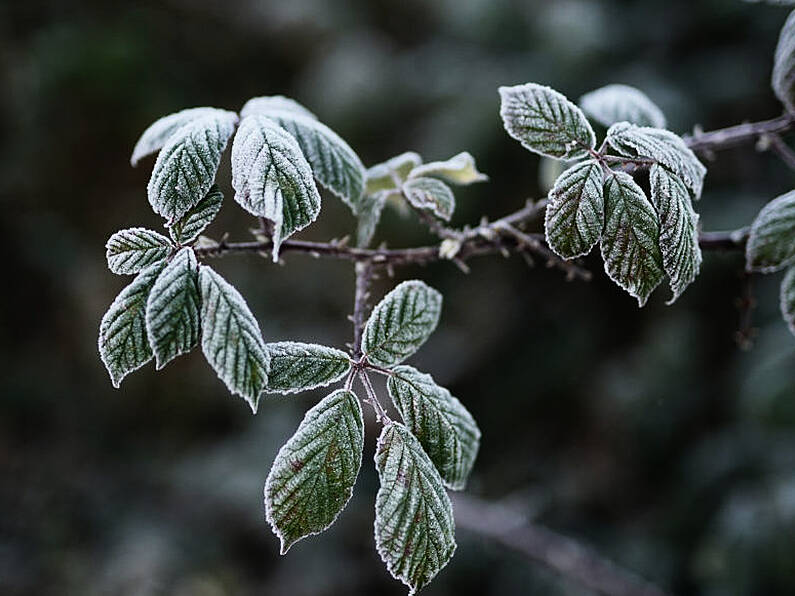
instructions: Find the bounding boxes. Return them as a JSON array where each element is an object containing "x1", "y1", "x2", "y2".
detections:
[
  {"x1": 387, "y1": 366, "x2": 480, "y2": 490},
  {"x1": 650, "y1": 166, "x2": 702, "y2": 303},
  {"x1": 145, "y1": 247, "x2": 200, "y2": 369},
  {"x1": 99, "y1": 262, "x2": 165, "y2": 387},
  {"x1": 266, "y1": 111, "x2": 365, "y2": 211},
  {"x1": 169, "y1": 185, "x2": 223, "y2": 245},
  {"x1": 131, "y1": 107, "x2": 220, "y2": 167},
  {"x1": 265, "y1": 389, "x2": 363, "y2": 553},
  {"x1": 362, "y1": 280, "x2": 442, "y2": 368},
  {"x1": 199, "y1": 265, "x2": 269, "y2": 411},
  {"x1": 374, "y1": 422, "x2": 456, "y2": 595},
  {"x1": 105, "y1": 228, "x2": 172, "y2": 275},
  {"x1": 365, "y1": 152, "x2": 423, "y2": 196},
  {"x1": 265, "y1": 342, "x2": 351, "y2": 394},
  {"x1": 240, "y1": 95, "x2": 317, "y2": 121},
  {"x1": 231, "y1": 115, "x2": 321, "y2": 261},
  {"x1": 781, "y1": 267, "x2": 795, "y2": 336},
  {"x1": 606, "y1": 122, "x2": 706, "y2": 199},
  {"x1": 147, "y1": 109, "x2": 237, "y2": 221},
  {"x1": 402, "y1": 177, "x2": 456, "y2": 221},
  {"x1": 408, "y1": 152, "x2": 488, "y2": 186},
  {"x1": 579, "y1": 84, "x2": 667, "y2": 129},
  {"x1": 773, "y1": 10, "x2": 795, "y2": 112},
  {"x1": 499, "y1": 83, "x2": 596, "y2": 159},
  {"x1": 544, "y1": 160, "x2": 604, "y2": 259},
  {"x1": 356, "y1": 193, "x2": 388, "y2": 248},
  {"x1": 600, "y1": 172, "x2": 663, "y2": 306},
  {"x1": 746, "y1": 190, "x2": 795, "y2": 272}
]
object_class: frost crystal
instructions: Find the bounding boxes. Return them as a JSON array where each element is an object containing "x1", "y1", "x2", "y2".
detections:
[
  {"x1": 105, "y1": 227, "x2": 172, "y2": 275},
  {"x1": 746, "y1": 190, "x2": 795, "y2": 272},
  {"x1": 130, "y1": 107, "x2": 220, "y2": 167},
  {"x1": 169, "y1": 185, "x2": 223, "y2": 245},
  {"x1": 365, "y1": 152, "x2": 423, "y2": 196},
  {"x1": 265, "y1": 342, "x2": 351, "y2": 394},
  {"x1": 774, "y1": 9, "x2": 795, "y2": 112},
  {"x1": 579, "y1": 84, "x2": 667, "y2": 129},
  {"x1": 408, "y1": 151, "x2": 488, "y2": 186},
  {"x1": 402, "y1": 177, "x2": 456, "y2": 221},
  {"x1": 240, "y1": 95, "x2": 318, "y2": 121},
  {"x1": 780, "y1": 267, "x2": 795, "y2": 336}
]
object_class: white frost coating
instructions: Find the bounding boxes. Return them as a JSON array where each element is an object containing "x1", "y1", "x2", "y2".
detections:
[
  {"x1": 606, "y1": 122, "x2": 706, "y2": 199},
  {"x1": 600, "y1": 172, "x2": 663, "y2": 307},
  {"x1": 265, "y1": 110, "x2": 365, "y2": 212},
  {"x1": 105, "y1": 227, "x2": 172, "y2": 275},
  {"x1": 499, "y1": 83, "x2": 596, "y2": 159},
  {"x1": 231, "y1": 115, "x2": 321, "y2": 261},
  {"x1": 579, "y1": 84, "x2": 667, "y2": 129},
  {"x1": 387, "y1": 365, "x2": 480, "y2": 491},
  {"x1": 650, "y1": 166, "x2": 702, "y2": 304},
  {"x1": 407, "y1": 151, "x2": 489, "y2": 185},
  {"x1": 240, "y1": 95, "x2": 318, "y2": 121},
  {"x1": 746, "y1": 190, "x2": 795, "y2": 272},
  {"x1": 199, "y1": 265, "x2": 270, "y2": 412},
  {"x1": 374, "y1": 422, "x2": 456, "y2": 595},
  {"x1": 402, "y1": 177, "x2": 456, "y2": 221},
  {"x1": 145, "y1": 247, "x2": 200, "y2": 369},
  {"x1": 365, "y1": 152, "x2": 423, "y2": 196},
  {"x1": 169, "y1": 185, "x2": 223, "y2": 245},
  {"x1": 544, "y1": 160, "x2": 605, "y2": 259},
  {"x1": 98, "y1": 262, "x2": 165, "y2": 387},
  {"x1": 356, "y1": 193, "x2": 388, "y2": 248},
  {"x1": 147, "y1": 109, "x2": 237, "y2": 222},
  {"x1": 130, "y1": 107, "x2": 219, "y2": 166},
  {"x1": 362, "y1": 280, "x2": 442, "y2": 368},
  {"x1": 265, "y1": 341, "x2": 352, "y2": 394},
  {"x1": 773, "y1": 10, "x2": 795, "y2": 112},
  {"x1": 265, "y1": 389, "x2": 363, "y2": 554},
  {"x1": 780, "y1": 267, "x2": 795, "y2": 336}
]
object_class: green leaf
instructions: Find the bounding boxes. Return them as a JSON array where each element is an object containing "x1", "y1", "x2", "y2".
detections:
[
  {"x1": 781, "y1": 266, "x2": 795, "y2": 336},
  {"x1": 105, "y1": 228, "x2": 172, "y2": 275},
  {"x1": 362, "y1": 280, "x2": 442, "y2": 368},
  {"x1": 199, "y1": 265, "x2": 270, "y2": 412},
  {"x1": 773, "y1": 10, "x2": 795, "y2": 112},
  {"x1": 240, "y1": 95, "x2": 317, "y2": 121},
  {"x1": 365, "y1": 152, "x2": 423, "y2": 196},
  {"x1": 544, "y1": 160, "x2": 605, "y2": 259},
  {"x1": 262, "y1": 111, "x2": 366, "y2": 212},
  {"x1": 408, "y1": 151, "x2": 488, "y2": 186},
  {"x1": 147, "y1": 109, "x2": 237, "y2": 222},
  {"x1": 650, "y1": 166, "x2": 702, "y2": 303},
  {"x1": 169, "y1": 185, "x2": 223, "y2": 245},
  {"x1": 145, "y1": 247, "x2": 201, "y2": 369},
  {"x1": 374, "y1": 422, "x2": 456, "y2": 595},
  {"x1": 746, "y1": 190, "x2": 795, "y2": 272},
  {"x1": 499, "y1": 83, "x2": 596, "y2": 159},
  {"x1": 579, "y1": 84, "x2": 667, "y2": 129},
  {"x1": 231, "y1": 115, "x2": 321, "y2": 261},
  {"x1": 606, "y1": 122, "x2": 706, "y2": 199},
  {"x1": 387, "y1": 365, "x2": 480, "y2": 490},
  {"x1": 99, "y1": 262, "x2": 165, "y2": 387},
  {"x1": 265, "y1": 342, "x2": 352, "y2": 394},
  {"x1": 356, "y1": 193, "x2": 388, "y2": 248},
  {"x1": 600, "y1": 172, "x2": 664, "y2": 306},
  {"x1": 402, "y1": 177, "x2": 456, "y2": 221},
  {"x1": 265, "y1": 389, "x2": 363, "y2": 553},
  {"x1": 131, "y1": 107, "x2": 221, "y2": 167}
]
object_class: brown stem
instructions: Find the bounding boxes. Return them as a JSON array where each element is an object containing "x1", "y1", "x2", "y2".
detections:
[
  {"x1": 351, "y1": 260, "x2": 373, "y2": 359},
  {"x1": 684, "y1": 112, "x2": 795, "y2": 154}
]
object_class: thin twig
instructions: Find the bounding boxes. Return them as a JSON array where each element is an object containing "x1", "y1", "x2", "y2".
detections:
[
  {"x1": 352, "y1": 260, "x2": 373, "y2": 359},
  {"x1": 358, "y1": 370, "x2": 390, "y2": 423},
  {"x1": 684, "y1": 112, "x2": 795, "y2": 154},
  {"x1": 760, "y1": 133, "x2": 795, "y2": 172}
]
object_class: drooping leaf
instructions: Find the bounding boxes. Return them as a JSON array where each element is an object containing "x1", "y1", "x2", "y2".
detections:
[
  {"x1": 265, "y1": 342, "x2": 351, "y2": 394},
  {"x1": 199, "y1": 265, "x2": 270, "y2": 411},
  {"x1": 746, "y1": 190, "x2": 795, "y2": 272},
  {"x1": 780, "y1": 266, "x2": 795, "y2": 336},
  {"x1": 145, "y1": 247, "x2": 201, "y2": 369},
  {"x1": 356, "y1": 192, "x2": 388, "y2": 248},
  {"x1": 408, "y1": 152, "x2": 488, "y2": 185},
  {"x1": 98, "y1": 262, "x2": 165, "y2": 387},
  {"x1": 606, "y1": 122, "x2": 706, "y2": 199},
  {"x1": 105, "y1": 228, "x2": 172, "y2": 275},
  {"x1": 402, "y1": 177, "x2": 456, "y2": 221},
  {"x1": 240, "y1": 95, "x2": 317, "y2": 121},
  {"x1": 130, "y1": 107, "x2": 220, "y2": 167},
  {"x1": 498, "y1": 83, "x2": 596, "y2": 159},
  {"x1": 147, "y1": 109, "x2": 238, "y2": 222},
  {"x1": 544, "y1": 160, "x2": 605, "y2": 259},
  {"x1": 600, "y1": 172, "x2": 664, "y2": 306},
  {"x1": 265, "y1": 389, "x2": 363, "y2": 553},
  {"x1": 169, "y1": 185, "x2": 223, "y2": 245},
  {"x1": 362, "y1": 280, "x2": 442, "y2": 368},
  {"x1": 650, "y1": 166, "x2": 702, "y2": 303},
  {"x1": 579, "y1": 84, "x2": 667, "y2": 129},
  {"x1": 365, "y1": 152, "x2": 423, "y2": 196},
  {"x1": 387, "y1": 365, "x2": 480, "y2": 490},
  {"x1": 374, "y1": 422, "x2": 456, "y2": 595},
  {"x1": 231, "y1": 115, "x2": 321, "y2": 261},
  {"x1": 773, "y1": 10, "x2": 795, "y2": 112}
]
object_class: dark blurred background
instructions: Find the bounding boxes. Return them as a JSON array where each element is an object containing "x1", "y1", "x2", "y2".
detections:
[{"x1": 2, "y1": 0, "x2": 795, "y2": 594}]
